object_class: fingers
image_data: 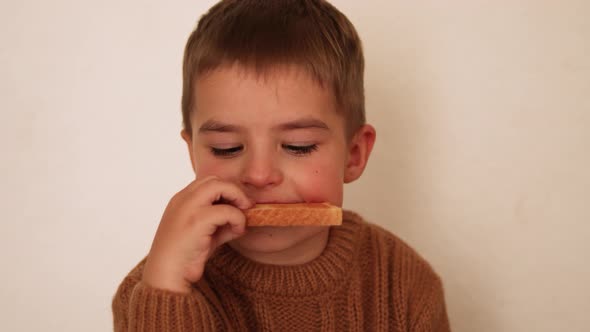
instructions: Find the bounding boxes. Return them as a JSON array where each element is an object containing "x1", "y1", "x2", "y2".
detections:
[
  {"x1": 197, "y1": 204, "x2": 247, "y2": 236},
  {"x1": 181, "y1": 176, "x2": 253, "y2": 210}
]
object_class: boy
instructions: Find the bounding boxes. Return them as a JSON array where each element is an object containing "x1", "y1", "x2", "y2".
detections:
[{"x1": 113, "y1": 0, "x2": 450, "y2": 331}]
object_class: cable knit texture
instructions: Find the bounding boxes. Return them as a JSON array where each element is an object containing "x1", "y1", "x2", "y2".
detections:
[{"x1": 113, "y1": 210, "x2": 450, "y2": 331}]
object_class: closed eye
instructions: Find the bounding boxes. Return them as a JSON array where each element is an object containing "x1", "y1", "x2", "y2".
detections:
[
  {"x1": 283, "y1": 144, "x2": 318, "y2": 155},
  {"x1": 210, "y1": 146, "x2": 243, "y2": 157}
]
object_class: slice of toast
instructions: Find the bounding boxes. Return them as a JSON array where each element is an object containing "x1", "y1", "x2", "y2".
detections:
[{"x1": 245, "y1": 203, "x2": 342, "y2": 226}]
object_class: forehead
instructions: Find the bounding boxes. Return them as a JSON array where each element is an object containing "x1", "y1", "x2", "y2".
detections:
[{"x1": 193, "y1": 64, "x2": 339, "y2": 123}]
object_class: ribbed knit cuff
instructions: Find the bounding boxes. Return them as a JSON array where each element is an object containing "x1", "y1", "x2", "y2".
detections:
[{"x1": 127, "y1": 282, "x2": 214, "y2": 332}]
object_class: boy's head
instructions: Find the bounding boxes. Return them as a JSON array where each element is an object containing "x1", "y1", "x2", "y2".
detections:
[
  {"x1": 181, "y1": 0, "x2": 366, "y2": 140},
  {"x1": 180, "y1": 0, "x2": 375, "y2": 256}
]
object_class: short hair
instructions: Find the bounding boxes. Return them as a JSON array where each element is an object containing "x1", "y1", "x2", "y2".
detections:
[{"x1": 181, "y1": 0, "x2": 365, "y2": 139}]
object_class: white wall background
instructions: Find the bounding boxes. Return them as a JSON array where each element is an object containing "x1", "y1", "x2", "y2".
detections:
[{"x1": 1, "y1": 1, "x2": 589, "y2": 331}]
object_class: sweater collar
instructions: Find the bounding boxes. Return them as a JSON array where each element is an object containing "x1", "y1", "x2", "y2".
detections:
[{"x1": 206, "y1": 210, "x2": 364, "y2": 297}]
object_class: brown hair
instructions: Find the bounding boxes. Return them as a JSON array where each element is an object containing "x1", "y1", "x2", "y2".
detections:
[{"x1": 181, "y1": 0, "x2": 365, "y2": 139}]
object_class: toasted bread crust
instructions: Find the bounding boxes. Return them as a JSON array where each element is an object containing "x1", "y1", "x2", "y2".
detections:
[{"x1": 245, "y1": 203, "x2": 342, "y2": 226}]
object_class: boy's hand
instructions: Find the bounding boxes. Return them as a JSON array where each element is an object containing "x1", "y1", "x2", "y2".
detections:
[{"x1": 142, "y1": 176, "x2": 253, "y2": 293}]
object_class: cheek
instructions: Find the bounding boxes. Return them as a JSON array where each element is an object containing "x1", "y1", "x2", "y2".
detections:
[
  {"x1": 193, "y1": 154, "x2": 237, "y2": 180},
  {"x1": 291, "y1": 158, "x2": 345, "y2": 206}
]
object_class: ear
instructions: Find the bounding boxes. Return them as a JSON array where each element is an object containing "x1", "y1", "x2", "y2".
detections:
[
  {"x1": 181, "y1": 129, "x2": 197, "y2": 174},
  {"x1": 344, "y1": 124, "x2": 376, "y2": 183}
]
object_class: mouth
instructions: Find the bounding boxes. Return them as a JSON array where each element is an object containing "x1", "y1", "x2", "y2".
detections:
[{"x1": 253, "y1": 200, "x2": 306, "y2": 205}]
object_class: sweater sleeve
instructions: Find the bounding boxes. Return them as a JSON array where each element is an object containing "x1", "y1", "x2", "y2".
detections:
[
  {"x1": 112, "y1": 261, "x2": 220, "y2": 331},
  {"x1": 409, "y1": 271, "x2": 451, "y2": 332}
]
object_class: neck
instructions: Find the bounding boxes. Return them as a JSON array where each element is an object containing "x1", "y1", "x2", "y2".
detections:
[{"x1": 228, "y1": 227, "x2": 331, "y2": 265}]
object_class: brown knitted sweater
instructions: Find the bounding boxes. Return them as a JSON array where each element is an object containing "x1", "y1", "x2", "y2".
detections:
[{"x1": 112, "y1": 211, "x2": 450, "y2": 331}]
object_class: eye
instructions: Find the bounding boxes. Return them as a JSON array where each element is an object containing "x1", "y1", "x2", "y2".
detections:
[
  {"x1": 210, "y1": 146, "x2": 243, "y2": 157},
  {"x1": 283, "y1": 144, "x2": 318, "y2": 155}
]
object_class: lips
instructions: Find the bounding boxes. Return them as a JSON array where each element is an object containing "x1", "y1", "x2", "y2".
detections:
[{"x1": 254, "y1": 200, "x2": 303, "y2": 205}]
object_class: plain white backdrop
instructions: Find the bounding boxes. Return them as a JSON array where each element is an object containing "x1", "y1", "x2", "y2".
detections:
[{"x1": 1, "y1": 1, "x2": 589, "y2": 331}]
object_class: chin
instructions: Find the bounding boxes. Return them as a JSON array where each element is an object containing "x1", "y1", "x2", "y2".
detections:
[{"x1": 230, "y1": 226, "x2": 328, "y2": 253}]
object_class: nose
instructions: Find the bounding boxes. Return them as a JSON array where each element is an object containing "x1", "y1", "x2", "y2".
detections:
[{"x1": 240, "y1": 149, "x2": 283, "y2": 189}]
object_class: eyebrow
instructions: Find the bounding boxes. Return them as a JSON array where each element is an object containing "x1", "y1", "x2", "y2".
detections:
[
  {"x1": 198, "y1": 118, "x2": 331, "y2": 133},
  {"x1": 277, "y1": 118, "x2": 330, "y2": 131},
  {"x1": 198, "y1": 120, "x2": 241, "y2": 133}
]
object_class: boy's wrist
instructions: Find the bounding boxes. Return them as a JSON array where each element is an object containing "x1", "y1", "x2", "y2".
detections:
[
  {"x1": 142, "y1": 261, "x2": 194, "y2": 293},
  {"x1": 141, "y1": 274, "x2": 193, "y2": 294}
]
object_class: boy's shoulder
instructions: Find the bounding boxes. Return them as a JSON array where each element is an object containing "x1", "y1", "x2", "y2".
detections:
[{"x1": 343, "y1": 211, "x2": 450, "y2": 329}]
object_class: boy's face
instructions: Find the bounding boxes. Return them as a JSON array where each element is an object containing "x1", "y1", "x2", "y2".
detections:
[{"x1": 182, "y1": 64, "x2": 374, "y2": 254}]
